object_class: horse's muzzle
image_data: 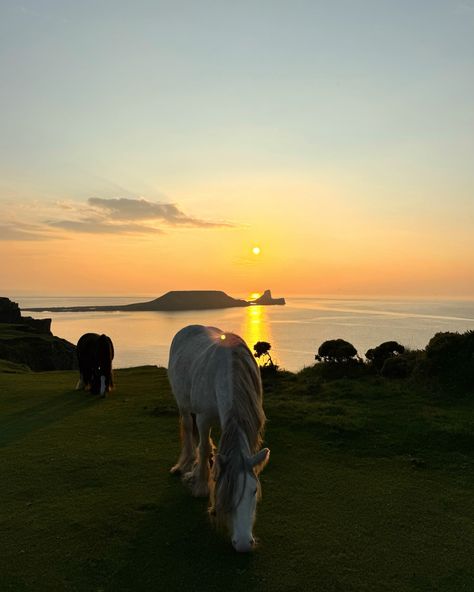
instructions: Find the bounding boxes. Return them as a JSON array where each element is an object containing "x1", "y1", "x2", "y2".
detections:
[{"x1": 232, "y1": 537, "x2": 255, "y2": 553}]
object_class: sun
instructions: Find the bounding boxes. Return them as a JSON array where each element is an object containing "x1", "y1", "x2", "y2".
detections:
[{"x1": 252, "y1": 246, "x2": 261, "y2": 255}]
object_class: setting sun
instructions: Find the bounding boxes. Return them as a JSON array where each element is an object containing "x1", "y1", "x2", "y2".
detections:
[{"x1": 252, "y1": 246, "x2": 261, "y2": 255}]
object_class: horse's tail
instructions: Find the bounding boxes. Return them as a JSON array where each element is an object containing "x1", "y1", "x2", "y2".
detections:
[{"x1": 98, "y1": 334, "x2": 114, "y2": 387}]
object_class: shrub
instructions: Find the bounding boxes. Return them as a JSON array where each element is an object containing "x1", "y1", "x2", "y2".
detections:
[
  {"x1": 317, "y1": 358, "x2": 369, "y2": 380},
  {"x1": 425, "y1": 332, "x2": 464, "y2": 364},
  {"x1": 315, "y1": 339, "x2": 358, "y2": 363},
  {"x1": 421, "y1": 330, "x2": 474, "y2": 394},
  {"x1": 381, "y1": 355, "x2": 410, "y2": 378},
  {"x1": 366, "y1": 341, "x2": 405, "y2": 370}
]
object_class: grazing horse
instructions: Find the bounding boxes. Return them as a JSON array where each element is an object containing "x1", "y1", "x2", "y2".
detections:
[
  {"x1": 168, "y1": 325, "x2": 270, "y2": 553},
  {"x1": 76, "y1": 333, "x2": 114, "y2": 396}
]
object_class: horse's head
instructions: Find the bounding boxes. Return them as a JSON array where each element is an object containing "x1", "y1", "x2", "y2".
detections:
[{"x1": 214, "y1": 447, "x2": 270, "y2": 552}]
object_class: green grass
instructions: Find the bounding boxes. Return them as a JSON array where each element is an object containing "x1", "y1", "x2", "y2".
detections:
[
  {"x1": 0, "y1": 358, "x2": 31, "y2": 373},
  {"x1": 1, "y1": 366, "x2": 474, "y2": 591}
]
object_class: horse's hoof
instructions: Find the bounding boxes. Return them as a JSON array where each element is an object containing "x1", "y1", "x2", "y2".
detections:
[{"x1": 183, "y1": 471, "x2": 196, "y2": 483}]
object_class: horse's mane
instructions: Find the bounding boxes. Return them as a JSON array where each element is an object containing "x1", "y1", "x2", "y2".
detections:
[{"x1": 210, "y1": 337, "x2": 265, "y2": 525}]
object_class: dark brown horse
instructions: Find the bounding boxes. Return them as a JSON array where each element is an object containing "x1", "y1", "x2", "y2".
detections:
[{"x1": 76, "y1": 333, "x2": 114, "y2": 396}]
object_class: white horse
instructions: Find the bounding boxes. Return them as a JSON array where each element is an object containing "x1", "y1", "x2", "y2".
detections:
[{"x1": 168, "y1": 325, "x2": 270, "y2": 553}]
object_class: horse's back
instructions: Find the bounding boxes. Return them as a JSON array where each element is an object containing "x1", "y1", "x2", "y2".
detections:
[
  {"x1": 77, "y1": 332, "x2": 99, "y2": 352},
  {"x1": 77, "y1": 333, "x2": 113, "y2": 359},
  {"x1": 168, "y1": 325, "x2": 260, "y2": 422},
  {"x1": 168, "y1": 325, "x2": 221, "y2": 411}
]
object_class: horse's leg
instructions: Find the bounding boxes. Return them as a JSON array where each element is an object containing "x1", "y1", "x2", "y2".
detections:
[
  {"x1": 184, "y1": 413, "x2": 212, "y2": 497},
  {"x1": 170, "y1": 412, "x2": 196, "y2": 475}
]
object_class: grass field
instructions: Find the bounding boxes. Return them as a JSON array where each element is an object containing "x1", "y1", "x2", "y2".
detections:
[{"x1": 1, "y1": 366, "x2": 474, "y2": 591}]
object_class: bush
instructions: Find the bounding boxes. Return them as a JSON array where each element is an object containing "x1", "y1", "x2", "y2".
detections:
[
  {"x1": 366, "y1": 341, "x2": 405, "y2": 371},
  {"x1": 381, "y1": 355, "x2": 410, "y2": 378},
  {"x1": 317, "y1": 358, "x2": 369, "y2": 380},
  {"x1": 421, "y1": 330, "x2": 474, "y2": 394},
  {"x1": 316, "y1": 339, "x2": 358, "y2": 364},
  {"x1": 426, "y1": 332, "x2": 465, "y2": 364}
]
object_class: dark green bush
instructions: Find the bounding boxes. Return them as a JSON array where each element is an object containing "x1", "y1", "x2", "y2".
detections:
[
  {"x1": 366, "y1": 341, "x2": 405, "y2": 371},
  {"x1": 316, "y1": 339, "x2": 358, "y2": 363},
  {"x1": 422, "y1": 330, "x2": 474, "y2": 394},
  {"x1": 318, "y1": 358, "x2": 369, "y2": 380},
  {"x1": 381, "y1": 355, "x2": 410, "y2": 378},
  {"x1": 426, "y1": 332, "x2": 465, "y2": 364}
]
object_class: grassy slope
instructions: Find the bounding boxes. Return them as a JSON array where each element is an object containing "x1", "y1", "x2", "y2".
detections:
[{"x1": 1, "y1": 367, "x2": 474, "y2": 592}]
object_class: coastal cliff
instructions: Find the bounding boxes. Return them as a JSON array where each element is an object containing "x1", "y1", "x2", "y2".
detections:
[{"x1": 0, "y1": 298, "x2": 77, "y2": 372}]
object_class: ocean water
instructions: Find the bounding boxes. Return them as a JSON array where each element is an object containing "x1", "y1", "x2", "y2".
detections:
[{"x1": 14, "y1": 296, "x2": 474, "y2": 372}]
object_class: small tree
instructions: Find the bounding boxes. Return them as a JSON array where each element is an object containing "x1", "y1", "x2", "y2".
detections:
[
  {"x1": 315, "y1": 339, "x2": 358, "y2": 363},
  {"x1": 253, "y1": 341, "x2": 275, "y2": 368},
  {"x1": 423, "y1": 330, "x2": 474, "y2": 393},
  {"x1": 366, "y1": 341, "x2": 405, "y2": 371},
  {"x1": 425, "y1": 332, "x2": 463, "y2": 364}
]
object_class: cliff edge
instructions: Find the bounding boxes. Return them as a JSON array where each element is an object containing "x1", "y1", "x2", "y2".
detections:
[{"x1": 0, "y1": 298, "x2": 77, "y2": 372}]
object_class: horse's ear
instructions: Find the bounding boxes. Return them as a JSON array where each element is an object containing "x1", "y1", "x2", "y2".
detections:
[{"x1": 249, "y1": 448, "x2": 270, "y2": 473}]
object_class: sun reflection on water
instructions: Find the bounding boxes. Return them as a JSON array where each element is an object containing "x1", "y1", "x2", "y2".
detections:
[{"x1": 242, "y1": 305, "x2": 274, "y2": 364}]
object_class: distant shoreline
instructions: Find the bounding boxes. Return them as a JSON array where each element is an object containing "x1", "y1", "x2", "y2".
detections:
[{"x1": 24, "y1": 289, "x2": 286, "y2": 313}]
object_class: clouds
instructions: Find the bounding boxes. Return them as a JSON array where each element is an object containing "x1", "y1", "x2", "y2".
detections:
[
  {"x1": 47, "y1": 219, "x2": 164, "y2": 235},
  {"x1": 1, "y1": 196, "x2": 234, "y2": 240},
  {"x1": 0, "y1": 222, "x2": 59, "y2": 241},
  {"x1": 86, "y1": 197, "x2": 232, "y2": 228}
]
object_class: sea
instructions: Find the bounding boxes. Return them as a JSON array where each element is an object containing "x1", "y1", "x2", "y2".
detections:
[{"x1": 13, "y1": 296, "x2": 474, "y2": 372}]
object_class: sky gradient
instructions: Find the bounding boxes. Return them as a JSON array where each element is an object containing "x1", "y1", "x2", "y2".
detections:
[{"x1": 1, "y1": 1, "x2": 474, "y2": 297}]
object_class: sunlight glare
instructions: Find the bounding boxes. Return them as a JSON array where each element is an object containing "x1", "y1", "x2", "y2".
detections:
[{"x1": 242, "y1": 304, "x2": 273, "y2": 363}]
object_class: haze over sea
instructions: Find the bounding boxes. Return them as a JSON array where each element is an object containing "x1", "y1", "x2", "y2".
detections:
[{"x1": 14, "y1": 296, "x2": 474, "y2": 372}]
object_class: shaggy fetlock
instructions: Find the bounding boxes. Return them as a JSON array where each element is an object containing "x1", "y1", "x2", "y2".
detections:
[
  {"x1": 190, "y1": 479, "x2": 210, "y2": 498},
  {"x1": 183, "y1": 471, "x2": 209, "y2": 497},
  {"x1": 170, "y1": 457, "x2": 196, "y2": 475}
]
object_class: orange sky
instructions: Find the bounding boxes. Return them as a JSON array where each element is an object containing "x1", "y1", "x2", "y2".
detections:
[{"x1": 2, "y1": 174, "x2": 474, "y2": 298}]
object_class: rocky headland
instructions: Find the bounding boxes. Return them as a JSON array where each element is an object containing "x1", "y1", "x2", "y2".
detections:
[
  {"x1": 0, "y1": 298, "x2": 77, "y2": 372},
  {"x1": 250, "y1": 289, "x2": 286, "y2": 306}
]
